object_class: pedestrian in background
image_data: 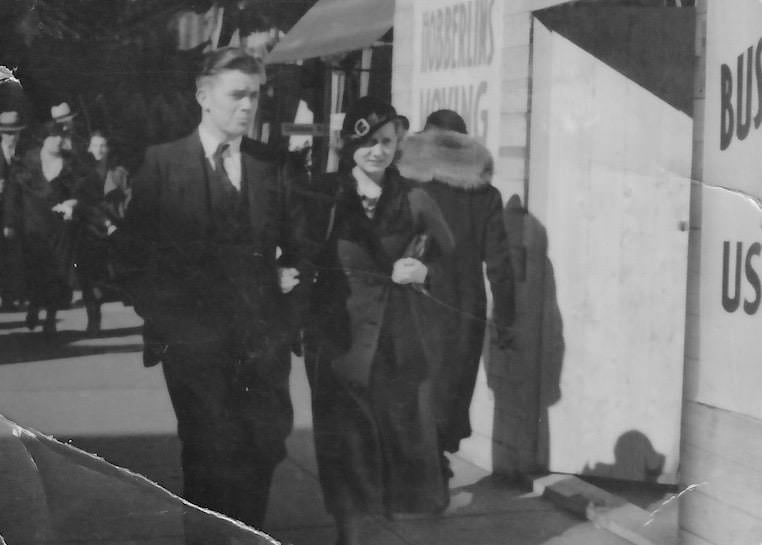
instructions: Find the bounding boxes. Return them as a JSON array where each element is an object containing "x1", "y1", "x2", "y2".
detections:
[
  {"x1": 0, "y1": 110, "x2": 26, "y2": 311},
  {"x1": 398, "y1": 109, "x2": 516, "y2": 470},
  {"x1": 303, "y1": 96, "x2": 455, "y2": 545},
  {"x1": 50, "y1": 102, "x2": 87, "y2": 159},
  {"x1": 75, "y1": 131, "x2": 130, "y2": 333},
  {"x1": 4, "y1": 123, "x2": 80, "y2": 334}
]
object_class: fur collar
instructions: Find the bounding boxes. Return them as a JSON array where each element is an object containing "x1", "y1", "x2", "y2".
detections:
[{"x1": 397, "y1": 129, "x2": 493, "y2": 189}]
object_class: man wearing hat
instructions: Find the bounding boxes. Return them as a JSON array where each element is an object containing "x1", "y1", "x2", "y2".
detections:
[
  {"x1": 50, "y1": 102, "x2": 86, "y2": 158},
  {"x1": 0, "y1": 110, "x2": 26, "y2": 310},
  {"x1": 121, "y1": 47, "x2": 307, "y2": 535}
]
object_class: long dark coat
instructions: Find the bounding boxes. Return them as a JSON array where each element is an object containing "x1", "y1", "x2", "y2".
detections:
[
  {"x1": 4, "y1": 149, "x2": 80, "y2": 310},
  {"x1": 121, "y1": 131, "x2": 306, "y2": 356},
  {"x1": 0, "y1": 152, "x2": 25, "y2": 303},
  {"x1": 73, "y1": 157, "x2": 127, "y2": 304},
  {"x1": 398, "y1": 130, "x2": 516, "y2": 453},
  {"x1": 304, "y1": 168, "x2": 455, "y2": 517},
  {"x1": 119, "y1": 130, "x2": 308, "y2": 481}
]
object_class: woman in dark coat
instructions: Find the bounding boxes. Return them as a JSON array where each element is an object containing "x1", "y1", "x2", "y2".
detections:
[
  {"x1": 76, "y1": 131, "x2": 130, "y2": 333},
  {"x1": 4, "y1": 125, "x2": 80, "y2": 333},
  {"x1": 303, "y1": 97, "x2": 455, "y2": 545},
  {"x1": 397, "y1": 110, "x2": 516, "y2": 460}
]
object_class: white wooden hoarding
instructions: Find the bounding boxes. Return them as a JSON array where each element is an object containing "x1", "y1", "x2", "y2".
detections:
[
  {"x1": 409, "y1": 0, "x2": 504, "y2": 155},
  {"x1": 695, "y1": 0, "x2": 762, "y2": 420},
  {"x1": 531, "y1": 22, "x2": 691, "y2": 483}
]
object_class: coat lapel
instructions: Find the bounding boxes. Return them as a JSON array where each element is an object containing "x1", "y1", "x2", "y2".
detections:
[
  {"x1": 173, "y1": 132, "x2": 211, "y2": 231},
  {"x1": 240, "y1": 138, "x2": 274, "y2": 239}
]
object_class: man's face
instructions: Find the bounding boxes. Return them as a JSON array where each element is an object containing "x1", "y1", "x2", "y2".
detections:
[{"x1": 197, "y1": 70, "x2": 262, "y2": 140}]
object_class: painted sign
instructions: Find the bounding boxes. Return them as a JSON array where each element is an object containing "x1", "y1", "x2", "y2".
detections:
[
  {"x1": 410, "y1": 0, "x2": 503, "y2": 153},
  {"x1": 696, "y1": 0, "x2": 762, "y2": 420}
]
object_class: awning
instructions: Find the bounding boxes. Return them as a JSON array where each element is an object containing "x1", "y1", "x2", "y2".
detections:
[{"x1": 266, "y1": 0, "x2": 394, "y2": 64}]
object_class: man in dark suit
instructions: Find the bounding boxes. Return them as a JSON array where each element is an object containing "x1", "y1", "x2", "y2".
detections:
[
  {"x1": 122, "y1": 48, "x2": 304, "y2": 533},
  {"x1": 0, "y1": 110, "x2": 25, "y2": 310}
]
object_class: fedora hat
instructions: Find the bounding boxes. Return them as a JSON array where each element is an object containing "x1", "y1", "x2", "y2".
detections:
[
  {"x1": 50, "y1": 102, "x2": 78, "y2": 124},
  {"x1": 0, "y1": 111, "x2": 25, "y2": 133}
]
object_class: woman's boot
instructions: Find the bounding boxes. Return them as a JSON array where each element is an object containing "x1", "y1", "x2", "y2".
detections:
[
  {"x1": 25, "y1": 306, "x2": 39, "y2": 330},
  {"x1": 85, "y1": 302, "x2": 101, "y2": 334},
  {"x1": 42, "y1": 309, "x2": 56, "y2": 335}
]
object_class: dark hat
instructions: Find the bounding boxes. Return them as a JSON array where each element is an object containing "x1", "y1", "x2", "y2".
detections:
[
  {"x1": 341, "y1": 96, "x2": 402, "y2": 145},
  {"x1": 424, "y1": 109, "x2": 467, "y2": 134},
  {"x1": 0, "y1": 111, "x2": 25, "y2": 133}
]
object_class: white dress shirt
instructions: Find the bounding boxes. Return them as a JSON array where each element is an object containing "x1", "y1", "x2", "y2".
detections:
[
  {"x1": 353, "y1": 166, "x2": 383, "y2": 218},
  {"x1": 1, "y1": 142, "x2": 15, "y2": 165},
  {"x1": 198, "y1": 125, "x2": 243, "y2": 191}
]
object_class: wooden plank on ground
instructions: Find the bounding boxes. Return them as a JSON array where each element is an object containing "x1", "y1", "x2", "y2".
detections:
[{"x1": 533, "y1": 474, "x2": 678, "y2": 545}]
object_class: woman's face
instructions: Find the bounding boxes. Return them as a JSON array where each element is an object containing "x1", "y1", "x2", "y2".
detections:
[
  {"x1": 88, "y1": 135, "x2": 109, "y2": 161},
  {"x1": 352, "y1": 121, "x2": 398, "y2": 178}
]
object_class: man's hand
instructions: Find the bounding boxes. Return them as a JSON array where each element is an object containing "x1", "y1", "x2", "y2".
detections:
[
  {"x1": 391, "y1": 257, "x2": 428, "y2": 285},
  {"x1": 52, "y1": 199, "x2": 77, "y2": 221},
  {"x1": 278, "y1": 267, "x2": 300, "y2": 294}
]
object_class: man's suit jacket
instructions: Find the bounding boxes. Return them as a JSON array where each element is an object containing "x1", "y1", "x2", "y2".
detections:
[{"x1": 123, "y1": 130, "x2": 305, "y2": 354}]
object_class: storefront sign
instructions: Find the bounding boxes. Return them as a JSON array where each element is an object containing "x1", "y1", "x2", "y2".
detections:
[
  {"x1": 697, "y1": 0, "x2": 762, "y2": 420},
  {"x1": 410, "y1": 0, "x2": 503, "y2": 152}
]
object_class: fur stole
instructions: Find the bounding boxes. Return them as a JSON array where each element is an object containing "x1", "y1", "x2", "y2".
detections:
[{"x1": 397, "y1": 129, "x2": 493, "y2": 189}]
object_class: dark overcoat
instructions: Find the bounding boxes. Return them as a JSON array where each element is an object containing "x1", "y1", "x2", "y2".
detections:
[
  {"x1": 4, "y1": 149, "x2": 82, "y2": 310},
  {"x1": 122, "y1": 131, "x2": 305, "y2": 355},
  {"x1": 119, "y1": 130, "x2": 308, "y2": 499},
  {"x1": 398, "y1": 130, "x2": 516, "y2": 453},
  {"x1": 304, "y1": 168, "x2": 455, "y2": 516},
  {"x1": 0, "y1": 152, "x2": 25, "y2": 301},
  {"x1": 307, "y1": 169, "x2": 455, "y2": 387}
]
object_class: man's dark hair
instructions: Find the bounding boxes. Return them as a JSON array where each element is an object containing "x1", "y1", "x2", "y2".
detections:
[
  {"x1": 196, "y1": 47, "x2": 266, "y2": 90},
  {"x1": 424, "y1": 109, "x2": 467, "y2": 134}
]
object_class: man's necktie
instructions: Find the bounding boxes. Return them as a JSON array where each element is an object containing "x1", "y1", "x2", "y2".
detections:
[{"x1": 213, "y1": 142, "x2": 235, "y2": 191}]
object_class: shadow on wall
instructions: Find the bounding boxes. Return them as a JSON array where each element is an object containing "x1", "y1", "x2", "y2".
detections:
[
  {"x1": 582, "y1": 430, "x2": 666, "y2": 483},
  {"x1": 485, "y1": 194, "x2": 565, "y2": 476}
]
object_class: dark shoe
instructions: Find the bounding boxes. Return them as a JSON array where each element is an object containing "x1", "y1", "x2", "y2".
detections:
[
  {"x1": 25, "y1": 309, "x2": 39, "y2": 330},
  {"x1": 85, "y1": 304, "x2": 102, "y2": 335},
  {"x1": 442, "y1": 453, "x2": 454, "y2": 480},
  {"x1": 42, "y1": 311, "x2": 56, "y2": 335}
]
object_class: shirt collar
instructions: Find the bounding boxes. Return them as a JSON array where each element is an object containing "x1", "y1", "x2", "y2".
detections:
[
  {"x1": 198, "y1": 124, "x2": 242, "y2": 160},
  {"x1": 352, "y1": 166, "x2": 383, "y2": 200},
  {"x1": 1, "y1": 140, "x2": 14, "y2": 157}
]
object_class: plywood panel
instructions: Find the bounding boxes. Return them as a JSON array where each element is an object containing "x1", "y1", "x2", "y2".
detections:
[
  {"x1": 529, "y1": 21, "x2": 691, "y2": 483},
  {"x1": 681, "y1": 401, "x2": 762, "y2": 532}
]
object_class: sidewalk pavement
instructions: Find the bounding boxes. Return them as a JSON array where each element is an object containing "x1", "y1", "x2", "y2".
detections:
[{"x1": 0, "y1": 301, "x2": 640, "y2": 545}]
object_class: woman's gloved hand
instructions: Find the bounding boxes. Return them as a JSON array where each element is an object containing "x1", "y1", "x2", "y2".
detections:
[
  {"x1": 278, "y1": 267, "x2": 300, "y2": 293},
  {"x1": 391, "y1": 257, "x2": 428, "y2": 285}
]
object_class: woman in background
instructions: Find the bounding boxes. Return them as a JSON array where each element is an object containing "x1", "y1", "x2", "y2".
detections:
[
  {"x1": 76, "y1": 131, "x2": 130, "y2": 333},
  {"x1": 4, "y1": 124, "x2": 79, "y2": 334}
]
